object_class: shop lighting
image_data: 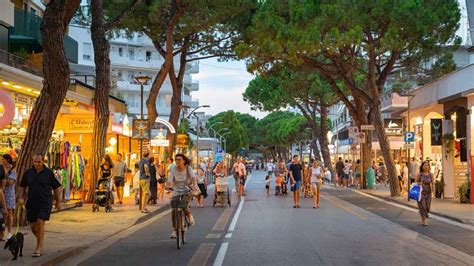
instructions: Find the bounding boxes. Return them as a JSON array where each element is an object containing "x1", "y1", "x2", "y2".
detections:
[
  {"x1": 414, "y1": 117, "x2": 423, "y2": 125},
  {"x1": 27, "y1": 88, "x2": 32, "y2": 92},
  {"x1": 33, "y1": 91, "x2": 40, "y2": 95},
  {"x1": 12, "y1": 85, "x2": 22, "y2": 89},
  {"x1": 1, "y1": 81, "x2": 11, "y2": 86},
  {"x1": 108, "y1": 137, "x2": 117, "y2": 146}
]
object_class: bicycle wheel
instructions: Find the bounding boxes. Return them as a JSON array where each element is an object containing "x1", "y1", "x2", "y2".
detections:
[
  {"x1": 176, "y1": 209, "x2": 182, "y2": 249},
  {"x1": 181, "y1": 214, "x2": 187, "y2": 245}
]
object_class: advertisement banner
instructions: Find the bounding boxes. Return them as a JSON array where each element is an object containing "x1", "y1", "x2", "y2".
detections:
[
  {"x1": 430, "y1": 119, "x2": 442, "y2": 146},
  {"x1": 132, "y1": 119, "x2": 149, "y2": 139},
  {"x1": 383, "y1": 118, "x2": 403, "y2": 136}
]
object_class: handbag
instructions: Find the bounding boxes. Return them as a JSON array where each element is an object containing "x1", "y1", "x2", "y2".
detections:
[
  {"x1": 187, "y1": 167, "x2": 201, "y2": 197},
  {"x1": 409, "y1": 183, "x2": 423, "y2": 201}
]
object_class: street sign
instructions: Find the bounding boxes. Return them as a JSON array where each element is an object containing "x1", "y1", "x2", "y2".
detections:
[
  {"x1": 357, "y1": 132, "x2": 366, "y2": 144},
  {"x1": 348, "y1": 127, "x2": 359, "y2": 138},
  {"x1": 150, "y1": 139, "x2": 169, "y2": 147},
  {"x1": 361, "y1": 125, "x2": 375, "y2": 130},
  {"x1": 216, "y1": 147, "x2": 223, "y2": 153},
  {"x1": 403, "y1": 132, "x2": 415, "y2": 142},
  {"x1": 404, "y1": 143, "x2": 415, "y2": 149},
  {"x1": 384, "y1": 118, "x2": 403, "y2": 136},
  {"x1": 348, "y1": 138, "x2": 354, "y2": 145},
  {"x1": 215, "y1": 152, "x2": 223, "y2": 162}
]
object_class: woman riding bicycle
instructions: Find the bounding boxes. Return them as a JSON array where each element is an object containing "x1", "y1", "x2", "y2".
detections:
[{"x1": 168, "y1": 154, "x2": 197, "y2": 239}]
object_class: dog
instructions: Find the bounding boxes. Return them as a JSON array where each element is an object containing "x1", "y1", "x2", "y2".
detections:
[{"x1": 4, "y1": 232, "x2": 24, "y2": 260}]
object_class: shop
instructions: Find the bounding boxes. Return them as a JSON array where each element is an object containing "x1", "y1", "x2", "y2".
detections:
[{"x1": 406, "y1": 64, "x2": 474, "y2": 201}]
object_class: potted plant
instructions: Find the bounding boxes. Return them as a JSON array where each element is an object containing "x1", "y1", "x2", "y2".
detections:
[
  {"x1": 442, "y1": 133, "x2": 455, "y2": 159},
  {"x1": 435, "y1": 172, "x2": 444, "y2": 198},
  {"x1": 457, "y1": 181, "x2": 471, "y2": 204}
]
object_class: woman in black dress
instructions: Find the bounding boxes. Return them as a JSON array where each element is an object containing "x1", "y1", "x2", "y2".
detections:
[
  {"x1": 99, "y1": 155, "x2": 114, "y2": 206},
  {"x1": 148, "y1": 156, "x2": 158, "y2": 205}
]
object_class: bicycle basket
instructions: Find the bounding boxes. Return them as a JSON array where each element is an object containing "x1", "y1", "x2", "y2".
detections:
[{"x1": 171, "y1": 195, "x2": 190, "y2": 208}]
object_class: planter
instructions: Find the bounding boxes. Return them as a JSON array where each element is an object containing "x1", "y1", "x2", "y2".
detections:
[{"x1": 458, "y1": 181, "x2": 470, "y2": 204}]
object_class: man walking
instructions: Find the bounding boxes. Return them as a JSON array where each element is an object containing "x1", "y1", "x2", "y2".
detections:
[
  {"x1": 335, "y1": 157, "x2": 345, "y2": 187},
  {"x1": 113, "y1": 153, "x2": 128, "y2": 204},
  {"x1": 18, "y1": 154, "x2": 61, "y2": 257},
  {"x1": 289, "y1": 155, "x2": 303, "y2": 208},
  {"x1": 266, "y1": 159, "x2": 275, "y2": 178},
  {"x1": 139, "y1": 152, "x2": 151, "y2": 213},
  {"x1": 238, "y1": 158, "x2": 247, "y2": 196}
]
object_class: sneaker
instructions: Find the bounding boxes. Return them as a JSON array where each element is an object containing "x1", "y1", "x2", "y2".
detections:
[
  {"x1": 188, "y1": 215, "x2": 195, "y2": 226},
  {"x1": 6, "y1": 233, "x2": 12, "y2": 240},
  {"x1": 170, "y1": 231, "x2": 177, "y2": 239}
]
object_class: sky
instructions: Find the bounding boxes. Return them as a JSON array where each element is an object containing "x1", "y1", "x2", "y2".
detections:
[{"x1": 192, "y1": 59, "x2": 268, "y2": 119}]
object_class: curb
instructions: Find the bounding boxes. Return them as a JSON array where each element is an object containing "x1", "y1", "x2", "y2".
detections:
[
  {"x1": 357, "y1": 189, "x2": 470, "y2": 225},
  {"x1": 40, "y1": 204, "x2": 170, "y2": 266}
]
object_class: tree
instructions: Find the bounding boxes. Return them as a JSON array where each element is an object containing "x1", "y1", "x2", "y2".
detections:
[
  {"x1": 16, "y1": 0, "x2": 81, "y2": 181},
  {"x1": 206, "y1": 111, "x2": 250, "y2": 155},
  {"x1": 239, "y1": 0, "x2": 461, "y2": 196},
  {"x1": 244, "y1": 65, "x2": 337, "y2": 177}
]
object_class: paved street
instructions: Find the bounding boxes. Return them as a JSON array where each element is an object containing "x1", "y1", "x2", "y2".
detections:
[{"x1": 61, "y1": 170, "x2": 474, "y2": 266}]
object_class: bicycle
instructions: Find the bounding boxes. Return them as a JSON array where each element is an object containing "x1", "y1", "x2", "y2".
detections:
[{"x1": 170, "y1": 187, "x2": 191, "y2": 250}]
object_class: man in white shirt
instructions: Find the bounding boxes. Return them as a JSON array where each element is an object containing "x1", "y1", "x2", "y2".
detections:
[
  {"x1": 238, "y1": 159, "x2": 247, "y2": 196},
  {"x1": 266, "y1": 160, "x2": 275, "y2": 177}
]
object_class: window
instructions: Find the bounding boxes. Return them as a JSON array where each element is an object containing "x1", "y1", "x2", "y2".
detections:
[
  {"x1": 146, "y1": 51, "x2": 152, "y2": 62},
  {"x1": 118, "y1": 47, "x2": 123, "y2": 57},
  {"x1": 128, "y1": 49, "x2": 135, "y2": 60},
  {"x1": 117, "y1": 71, "x2": 122, "y2": 78},
  {"x1": 83, "y1": 42, "x2": 92, "y2": 61},
  {"x1": 30, "y1": 8, "x2": 36, "y2": 16}
]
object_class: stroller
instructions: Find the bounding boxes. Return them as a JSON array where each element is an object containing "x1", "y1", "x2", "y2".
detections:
[
  {"x1": 213, "y1": 174, "x2": 231, "y2": 207},
  {"x1": 92, "y1": 177, "x2": 113, "y2": 212}
]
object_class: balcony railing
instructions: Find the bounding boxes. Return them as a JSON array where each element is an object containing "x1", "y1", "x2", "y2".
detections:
[{"x1": 0, "y1": 49, "x2": 42, "y2": 76}]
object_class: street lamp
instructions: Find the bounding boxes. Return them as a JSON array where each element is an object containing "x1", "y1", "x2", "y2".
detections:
[
  {"x1": 135, "y1": 76, "x2": 151, "y2": 160},
  {"x1": 215, "y1": 128, "x2": 229, "y2": 146},
  {"x1": 186, "y1": 105, "x2": 210, "y2": 171},
  {"x1": 401, "y1": 92, "x2": 416, "y2": 201},
  {"x1": 219, "y1": 131, "x2": 231, "y2": 153}
]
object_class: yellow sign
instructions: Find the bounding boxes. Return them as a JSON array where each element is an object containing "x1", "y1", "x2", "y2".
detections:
[
  {"x1": 69, "y1": 118, "x2": 94, "y2": 132},
  {"x1": 176, "y1": 133, "x2": 189, "y2": 148}
]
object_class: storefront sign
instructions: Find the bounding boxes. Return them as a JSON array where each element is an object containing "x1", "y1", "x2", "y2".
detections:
[
  {"x1": 111, "y1": 123, "x2": 123, "y2": 134},
  {"x1": 176, "y1": 133, "x2": 189, "y2": 148},
  {"x1": 123, "y1": 116, "x2": 131, "y2": 136},
  {"x1": 430, "y1": 119, "x2": 442, "y2": 145},
  {"x1": 361, "y1": 125, "x2": 375, "y2": 130},
  {"x1": 384, "y1": 118, "x2": 403, "y2": 136},
  {"x1": 14, "y1": 93, "x2": 35, "y2": 106},
  {"x1": 150, "y1": 139, "x2": 169, "y2": 147},
  {"x1": 69, "y1": 118, "x2": 94, "y2": 131},
  {"x1": 132, "y1": 119, "x2": 150, "y2": 139}
]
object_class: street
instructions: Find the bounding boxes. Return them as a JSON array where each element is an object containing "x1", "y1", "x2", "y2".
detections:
[{"x1": 61, "y1": 170, "x2": 473, "y2": 266}]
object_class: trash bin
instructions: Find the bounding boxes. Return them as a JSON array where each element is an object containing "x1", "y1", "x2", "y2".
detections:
[{"x1": 366, "y1": 166, "x2": 376, "y2": 189}]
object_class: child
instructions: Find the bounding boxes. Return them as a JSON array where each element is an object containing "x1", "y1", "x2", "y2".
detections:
[
  {"x1": 265, "y1": 175, "x2": 270, "y2": 195},
  {"x1": 275, "y1": 174, "x2": 283, "y2": 195},
  {"x1": 132, "y1": 163, "x2": 140, "y2": 205}
]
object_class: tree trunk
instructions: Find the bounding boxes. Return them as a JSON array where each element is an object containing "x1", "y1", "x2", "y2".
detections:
[
  {"x1": 372, "y1": 106, "x2": 400, "y2": 196},
  {"x1": 87, "y1": 0, "x2": 111, "y2": 203},
  {"x1": 146, "y1": 61, "x2": 172, "y2": 124},
  {"x1": 319, "y1": 105, "x2": 335, "y2": 177},
  {"x1": 16, "y1": 0, "x2": 80, "y2": 181},
  {"x1": 166, "y1": 65, "x2": 183, "y2": 156}
]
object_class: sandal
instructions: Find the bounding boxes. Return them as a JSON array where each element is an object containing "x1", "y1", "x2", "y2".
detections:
[
  {"x1": 141, "y1": 209, "x2": 150, "y2": 213},
  {"x1": 33, "y1": 252, "x2": 42, "y2": 258}
]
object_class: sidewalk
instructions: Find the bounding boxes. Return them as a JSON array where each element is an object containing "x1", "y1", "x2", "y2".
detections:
[
  {"x1": 0, "y1": 196, "x2": 169, "y2": 265},
  {"x1": 358, "y1": 185, "x2": 474, "y2": 225}
]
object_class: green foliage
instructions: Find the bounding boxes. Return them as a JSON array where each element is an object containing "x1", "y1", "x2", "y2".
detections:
[
  {"x1": 206, "y1": 111, "x2": 250, "y2": 154},
  {"x1": 255, "y1": 111, "x2": 310, "y2": 148}
]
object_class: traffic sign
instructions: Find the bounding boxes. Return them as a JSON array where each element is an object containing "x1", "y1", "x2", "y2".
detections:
[
  {"x1": 361, "y1": 125, "x2": 375, "y2": 130},
  {"x1": 404, "y1": 143, "x2": 415, "y2": 149},
  {"x1": 348, "y1": 127, "x2": 359, "y2": 138},
  {"x1": 348, "y1": 138, "x2": 354, "y2": 145},
  {"x1": 216, "y1": 147, "x2": 223, "y2": 153},
  {"x1": 403, "y1": 132, "x2": 415, "y2": 142},
  {"x1": 357, "y1": 132, "x2": 366, "y2": 144}
]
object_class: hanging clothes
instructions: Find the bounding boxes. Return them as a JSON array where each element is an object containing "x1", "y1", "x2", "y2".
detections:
[
  {"x1": 70, "y1": 147, "x2": 85, "y2": 189},
  {"x1": 60, "y1": 141, "x2": 70, "y2": 168}
]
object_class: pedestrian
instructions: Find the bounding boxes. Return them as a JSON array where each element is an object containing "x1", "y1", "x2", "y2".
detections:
[
  {"x1": 409, "y1": 157, "x2": 419, "y2": 185},
  {"x1": 335, "y1": 157, "x2": 344, "y2": 187},
  {"x1": 199, "y1": 160, "x2": 207, "y2": 173},
  {"x1": 343, "y1": 160, "x2": 350, "y2": 187},
  {"x1": 238, "y1": 158, "x2": 247, "y2": 196},
  {"x1": 1, "y1": 154, "x2": 16, "y2": 240},
  {"x1": 401, "y1": 161, "x2": 409, "y2": 194},
  {"x1": 139, "y1": 152, "x2": 151, "y2": 213},
  {"x1": 168, "y1": 154, "x2": 197, "y2": 238},
  {"x1": 308, "y1": 159, "x2": 323, "y2": 208},
  {"x1": 275, "y1": 174, "x2": 283, "y2": 195},
  {"x1": 232, "y1": 159, "x2": 240, "y2": 190},
  {"x1": 148, "y1": 156, "x2": 157, "y2": 205},
  {"x1": 353, "y1": 159, "x2": 361, "y2": 187},
  {"x1": 100, "y1": 155, "x2": 114, "y2": 207},
  {"x1": 378, "y1": 162, "x2": 387, "y2": 186},
  {"x1": 157, "y1": 161, "x2": 166, "y2": 202},
  {"x1": 0, "y1": 161, "x2": 6, "y2": 241},
  {"x1": 416, "y1": 161, "x2": 434, "y2": 226},
  {"x1": 395, "y1": 160, "x2": 403, "y2": 192},
  {"x1": 17, "y1": 154, "x2": 61, "y2": 257},
  {"x1": 113, "y1": 153, "x2": 127, "y2": 204},
  {"x1": 196, "y1": 168, "x2": 207, "y2": 207},
  {"x1": 265, "y1": 175, "x2": 270, "y2": 196},
  {"x1": 266, "y1": 160, "x2": 275, "y2": 178},
  {"x1": 132, "y1": 163, "x2": 140, "y2": 204},
  {"x1": 167, "y1": 157, "x2": 175, "y2": 176},
  {"x1": 289, "y1": 155, "x2": 303, "y2": 208}
]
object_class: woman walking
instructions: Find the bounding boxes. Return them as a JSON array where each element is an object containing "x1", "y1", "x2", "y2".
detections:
[
  {"x1": 196, "y1": 168, "x2": 208, "y2": 207},
  {"x1": 148, "y1": 157, "x2": 158, "y2": 205},
  {"x1": 99, "y1": 155, "x2": 113, "y2": 207},
  {"x1": 308, "y1": 160, "x2": 323, "y2": 208},
  {"x1": 417, "y1": 161, "x2": 434, "y2": 226},
  {"x1": 1, "y1": 154, "x2": 16, "y2": 240},
  {"x1": 157, "y1": 161, "x2": 166, "y2": 202}
]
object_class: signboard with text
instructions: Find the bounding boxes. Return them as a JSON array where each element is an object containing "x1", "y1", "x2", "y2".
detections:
[
  {"x1": 430, "y1": 119, "x2": 442, "y2": 145},
  {"x1": 150, "y1": 139, "x2": 170, "y2": 147},
  {"x1": 384, "y1": 118, "x2": 403, "y2": 136},
  {"x1": 361, "y1": 125, "x2": 375, "y2": 130}
]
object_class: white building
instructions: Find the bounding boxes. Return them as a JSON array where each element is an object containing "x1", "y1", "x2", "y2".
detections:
[{"x1": 68, "y1": 25, "x2": 200, "y2": 122}]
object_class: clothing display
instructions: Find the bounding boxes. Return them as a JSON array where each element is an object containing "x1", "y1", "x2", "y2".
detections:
[{"x1": 70, "y1": 146, "x2": 85, "y2": 189}]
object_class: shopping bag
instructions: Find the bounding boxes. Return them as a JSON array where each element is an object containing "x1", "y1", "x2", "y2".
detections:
[{"x1": 409, "y1": 183, "x2": 421, "y2": 201}]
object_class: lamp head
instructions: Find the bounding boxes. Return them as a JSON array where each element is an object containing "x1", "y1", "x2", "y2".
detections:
[{"x1": 135, "y1": 76, "x2": 151, "y2": 84}]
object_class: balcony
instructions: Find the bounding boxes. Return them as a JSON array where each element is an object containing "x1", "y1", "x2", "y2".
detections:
[
  {"x1": 110, "y1": 55, "x2": 163, "y2": 70},
  {"x1": 188, "y1": 61, "x2": 199, "y2": 74},
  {"x1": 380, "y1": 92, "x2": 408, "y2": 113},
  {"x1": 190, "y1": 81, "x2": 199, "y2": 91},
  {"x1": 0, "y1": 49, "x2": 42, "y2": 76},
  {"x1": 10, "y1": 9, "x2": 78, "y2": 63}
]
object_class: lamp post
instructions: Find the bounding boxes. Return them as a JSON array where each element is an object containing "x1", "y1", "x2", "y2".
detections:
[
  {"x1": 215, "y1": 128, "x2": 229, "y2": 147},
  {"x1": 401, "y1": 93, "x2": 416, "y2": 201},
  {"x1": 186, "y1": 105, "x2": 210, "y2": 171},
  {"x1": 135, "y1": 76, "x2": 151, "y2": 160},
  {"x1": 219, "y1": 131, "x2": 231, "y2": 153},
  {"x1": 208, "y1": 121, "x2": 224, "y2": 162}
]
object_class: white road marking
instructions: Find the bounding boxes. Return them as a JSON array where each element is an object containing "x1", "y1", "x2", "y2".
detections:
[
  {"x1": 213, "y1": 242, "x2": 228, "y2": 266},
  {"x1": 225, "y1": 233, "x2": 232, "y2": 238},
  {"x1": 352, "y1": 189, "x2": 474, "y2": 231},
  {"x1": 228, "y1": 197, "x2": 244, "y2": 232}
]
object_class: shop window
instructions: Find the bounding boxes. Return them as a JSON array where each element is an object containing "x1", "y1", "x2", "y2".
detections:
[{"x1": 83, "y1": 42, "x2": 92, "y2": 61}]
